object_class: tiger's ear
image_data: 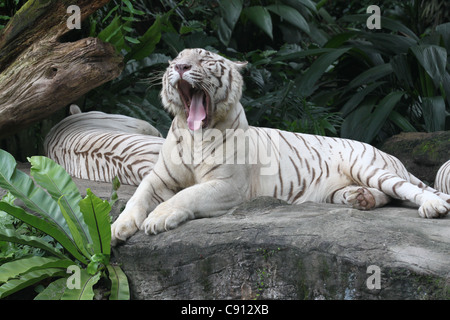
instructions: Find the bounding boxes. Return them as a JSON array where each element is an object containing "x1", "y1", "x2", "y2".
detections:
[{"x1": 234, "y1": 60, "x2": 248, "y2": 70}]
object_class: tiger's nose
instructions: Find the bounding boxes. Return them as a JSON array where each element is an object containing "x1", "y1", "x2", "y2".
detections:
[{"x1": 175, "y1": 64, "x2": 191, "y2": 76}]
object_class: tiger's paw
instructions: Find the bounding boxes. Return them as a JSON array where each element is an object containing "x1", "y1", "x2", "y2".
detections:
[
  {"x1": 111, "y1": 205, "x2": 147, "y2": 245},
  {"x1": 345, "y1": 187, "x2": 376, "y2": 210},
  {"x1": 418, "y1": 199, "x2": 449, "y2": 218},
  {"x1": 142, "y1": 202, "x2": 194, "y2": 235}
]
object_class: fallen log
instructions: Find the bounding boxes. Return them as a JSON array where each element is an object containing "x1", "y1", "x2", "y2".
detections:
[{"x1": 0, "y1": 0, "x2": 123, "y2": 137}]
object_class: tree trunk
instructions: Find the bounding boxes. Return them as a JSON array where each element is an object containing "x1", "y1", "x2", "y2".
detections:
[{"x1": 0, "y1": 0, "x2": 123, "y2": 138}]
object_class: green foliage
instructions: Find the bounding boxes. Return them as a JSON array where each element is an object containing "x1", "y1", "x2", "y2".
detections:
[
  {"x1": 87, "y1": 0, "x2": 448, "y2": 143},
  {"x1": 314, "y1": 15, "x2": 450, "y2": 143},
  {"x1": 0, "y1": 149, "x2": 129, "y2": 300}
]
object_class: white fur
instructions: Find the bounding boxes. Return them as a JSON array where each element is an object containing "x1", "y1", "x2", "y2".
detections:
[
  {"x1": 435, "y1": 160, "x2": 450, "y2": 194},
  {"x1": 111, "y1": 49, "x2": 450, "y2": 243}
]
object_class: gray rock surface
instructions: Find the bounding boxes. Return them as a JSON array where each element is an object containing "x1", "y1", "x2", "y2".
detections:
[
  {"x1": 111, "y1": 197, "x2": 450, "y2": 300},
  {"x1": 6, "y1": 164, "x2": 450, "y2": 300}
]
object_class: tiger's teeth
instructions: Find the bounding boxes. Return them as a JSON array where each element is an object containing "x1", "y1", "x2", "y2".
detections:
[{"x1": 192, "y1": 84, "x2": 195, "y2": 88}]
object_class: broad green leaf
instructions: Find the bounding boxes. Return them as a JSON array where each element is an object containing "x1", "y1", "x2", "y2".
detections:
[
  {"x1": 341, "y1": 14, "x2": 418, "y2": 40},
  {"x1": 389, "y1": 111, "x2": 417, "y2": 132},
  {"x1": 79, "y1": 189, "x2": 111, "y2": 256},
  {"x1": 61, "y1": 269, "x2": 101, "y2": 300},
  {"x1": 348, "y1": 63, "x2": 393, "y2": 89},
  {"x1": 436, "y1": 22, "x2": 450, "y2": 52},
  {"x1": 0, "y1": 203, "x2": 88, "y2": 264},
  {"x1": 410, "y1": 44, "x2": 447, "y2": 87},
  {"x1": 58, "y1": 196, "x2": 92, "y2": 259},
  {"x1": 0, "y1": 150, "x2": 71, "y2": 239},
  {"x1": 340, "y1": 81, "x2": 385, "y2": 117},
  {"x1": 363, "y1": 91, "x2": 404, "y2": 142},
  {"x1": 341, "y1": 97, "x2": 378, "y2": 141},
  {"x1": 266, "y1": 4, "x2": 310, "y2": 33},
  {"x1": 0, "y1": 268, "x2": 65, "y2": 299},
  {"x1": 125, "y1": 15, "x2": 162, "y2": 61},
  {"x1": 271, "y1": 47, "x2": 336, "y2": 63},
  {"x1": 341, "y1": 92, "x2": 404, "y2": 143},
  {"x1": 33, "y1": 277, "x2": 67, "y2": 300},
  {"x1": 422, "y1": 96, "x2": 446, "y2": 132},
  {"x1": 28, "y1": 156, "x2": 91, "y2": 246},
  {"x1": 217, "y1": 0, "x2": 242, "y2": 46},
  {"x1": 0, "y1": 227, "x2": 67, "y2": 262},
  {"x1": 390, "y1": 54, "x2": 414, "y2": 89},
  {"x1": 362, "y1": 32, "x2": 417, "y2": 55},
  {"x1": 283, "y1": 0, "x2": 317, "y2": 14},
  {"x1": 98, "y1": 15, "x2": 127, "y2": 52},
  {"x1": 297, "y1": 48, "x2": 351, "y2": 96},
  {"x1": 0, "y1": 256, "x2": 72, "y2": 283},
  {"x1": 324, "y1": 31, "x2": 356, "y2": 49},
  {"x1": 107, "y1": 265, "x2": 130, "y2": 300},
  {"x1": 243, "y1": 6, "x2": 273, "y2": 40}
]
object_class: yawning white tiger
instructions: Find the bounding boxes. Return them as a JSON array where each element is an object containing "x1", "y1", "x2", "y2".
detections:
[{"x1": 107, "y1": 48, "x2": 450, "y2": 243}]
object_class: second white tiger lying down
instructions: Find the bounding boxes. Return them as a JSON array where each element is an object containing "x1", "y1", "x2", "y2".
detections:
[
  {"x1": 111, "y1": 48, "x2": 450, "y2": 244},
  {"x1": 435, "y1": 160, "x2": 450, "y2": 194},
  {"x1": 44, "y1": 105, "x2": 164, "y2": 186}
]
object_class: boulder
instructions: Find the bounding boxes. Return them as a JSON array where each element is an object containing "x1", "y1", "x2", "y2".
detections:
[
  {"x1": 111, "y1": 197, "x2": 450, "y2": 300},
  {"x1": 379, "y1": 131, "x2": 450, "y2": 185}
]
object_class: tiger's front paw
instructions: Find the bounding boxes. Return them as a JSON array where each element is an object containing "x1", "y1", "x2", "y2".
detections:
[
  {"x1": 111, "y1": 205, "x2": 147, "y2": 245},
  {"x1": 418, "y1": 199, "x2": 449, "y2": 218},
  {"x1": 141, "y1": 202, "x2": 194, "y2": 235}
]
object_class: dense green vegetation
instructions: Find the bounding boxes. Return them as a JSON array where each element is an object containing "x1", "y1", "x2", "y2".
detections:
[
  {"x1": 1, "y1": 0, "x2": 449, "y2": 144},
  {"x1": 0, "y1": 150, "x2": 128, "y2": 299}
]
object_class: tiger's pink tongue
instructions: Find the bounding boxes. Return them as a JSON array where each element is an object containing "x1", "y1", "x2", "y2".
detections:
[{"x1": 187, "y1": 91, "x2": 206, "y2": 131}]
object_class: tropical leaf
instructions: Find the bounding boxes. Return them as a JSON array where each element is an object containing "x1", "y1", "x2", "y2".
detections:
[
  {"x1": 217, "y1": 0, "x2": 243, "y2": 46},
  {"x1": 125, "y1": 15, "x2": 162, "y2": 61},
  {"x1": 297, "y1": 47, "x2": 351, "y2": 96},
  {"x1": 347, "y1": 63, "x2": 393, "y2": 90},
  {"x1": 33, "y1": 277, "x2": 67, "y2": 300},
  {"x1": 58, "y1": 196, "x2": 92, "y2": 259},
  {"x1": 28, "y1": 156, "x2": 91, "y2": 246},
  {"x1": 78, "y1": 189, "x2": 111, "y2": 256},
  {"x1": 266, "y1": 4, "x2": 310, "y2": 33},
  {"x1": 341, "y1": 14, "x2": 419, "y2": 40},
  {"x1": 0, "y1": 150, "x2": 71, "y2": 239},
  {"x1": 107, "y1": 264, "x2": 130, "y2": 300},
  {"x1": 0, "y1": 202, "x2": 88, "y2": 264},
  {"x1": 0, "y1": 227, "x2": 68, "y2": 261},
  {"x1": 422, "y1": 96, "x2": 446, "y2": 132},
  {"x1": 61, "y1": 269, "x2": 101, "y2": 300},
  {"x1": 0, "y1": 256, "x2": 72, "y2": 284},
  {"x1": 340, "y1": 81, "x2": 385, "y2": 117},
  {"x1": 243, "y1": 6, "x2": 273, "y2": 40},
  {"x1": 0, "y1": 268, "x2": 65, "y2": 299},
  {"x1": 410, "y1": 44, "x2": 447, "y2": 87},
  {"x1": 389, "y1": 110, "x2": 417, "y2": 133},
  {"x1": 362, "y1": 91, "x2": 404, "y2": 142}
]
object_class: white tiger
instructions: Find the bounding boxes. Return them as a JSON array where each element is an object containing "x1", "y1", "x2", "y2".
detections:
[
  {"x1": 111, "y1": 48, "x2": 450, "y2": 244},
  {"x1": 44, "y1": 105, "x2": 164, "y2": 185},
  {"x1": 435, "y1": 160, "x2": 450, "y2": 194}
]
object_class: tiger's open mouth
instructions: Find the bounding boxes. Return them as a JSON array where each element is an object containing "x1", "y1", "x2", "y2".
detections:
[{"x1": 176, "y1": 79, "x2": 211, "y2": 131}]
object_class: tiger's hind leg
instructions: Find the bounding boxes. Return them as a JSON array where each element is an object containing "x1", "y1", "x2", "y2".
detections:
[
  {"x1": 330, "y1": 186, "x2": 391, "y2": 210},
  {"x1": 364, "y1": 168, "x2": 450, "y2": 218}
]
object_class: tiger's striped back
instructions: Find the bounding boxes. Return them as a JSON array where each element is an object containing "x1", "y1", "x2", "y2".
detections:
[
  {"x1": 44, "y1": 106, "x2": 164, "y2": 186},
  {"x1": 435, "y1": 160, "x2": 450, "y2": 194}
]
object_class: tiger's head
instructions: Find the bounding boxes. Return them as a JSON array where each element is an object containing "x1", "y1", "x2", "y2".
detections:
[{"x1": 161, "y1": 48, "x2": 247, "y2": 131}]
